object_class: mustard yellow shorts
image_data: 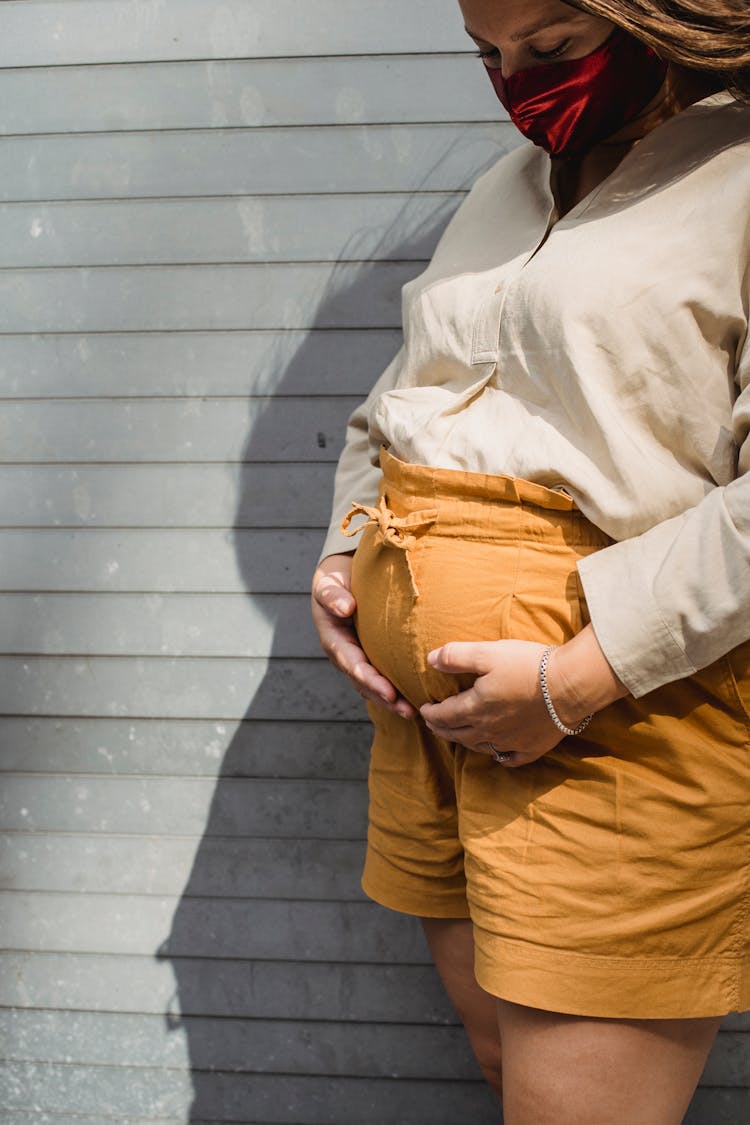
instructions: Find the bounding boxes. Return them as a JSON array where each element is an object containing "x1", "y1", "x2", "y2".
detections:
[{"x1": 346, "y1": 448, "x2": 750, "y2": 1019}]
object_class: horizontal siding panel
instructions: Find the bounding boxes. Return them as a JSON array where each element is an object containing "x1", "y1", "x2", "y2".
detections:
[
  {"x1": 0, "y1": 1065, "x2": 500, "y2": 1125},
  {"x1": 0, "y1": 194, "x2": 458, "y2": 267},
  {"x1": 1, "y1": 834, "x2": 366, "y2": 898},
  {"x1": 0, "y1": 718, "x2": 370, "y2": 779},
  {"x1": 1, "y1": 0, "x2": 469, "y2": 66},
  {"x1": 2, "y1": 951, "x2": 743, "y2": 1031},
  {"x1": 2, "y1": 893, "x2": 431, "y2": 961},
  {"x1": 0, "y1": 464, "x2": 336, "y2": 528},
  {"x1": 0, "y1": 57, "x2": 499, "y2": 134},
  {"x1": 0, "y1": 776, "x2": 367, "y2": 838},
  {"x1": 684, "y1": 1090, "x2": 750, "y2": 1125},
  {"x1": 0, "y1": 656, "x2": 362, "y2": 721},
  {"x1": 0, "y1": 125, "x2": 514, "y2": 201},
  {"x1": 0, "y1": 1061, "x2": 194, "y2": 1121},
  {"x1": 0, "y1": 530, "x2": 322, "y2": 593},
  {"x1": 0, "y1": 953, "x2": 455, "y2": 1023},
  {"x1": 701, "y1": 1033, "x2": 750, "y2": 1085},
  {"x1": 0, "y1": 330, "x2": 400, "y2": 398},
  {"x1": 0, "y1": 264, "x2": 415, "y2": 333},
  {"x1": 0, "y1": 593, "x2": 318, "y2": 656},
  {"x1": 2, "y1": 1010, "x2": 480, "y2": 1080},
  {"x1": 0, "y1": 1116, "x2": 162, "y2": 1125},
  {"x1": 0, "y1": 397, "x2": 357, "y2": 462}
]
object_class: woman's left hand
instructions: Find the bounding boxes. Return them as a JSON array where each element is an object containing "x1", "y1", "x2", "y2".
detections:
[{"x1": 420, "y1": 626, "x2": 628, "y2": 767}]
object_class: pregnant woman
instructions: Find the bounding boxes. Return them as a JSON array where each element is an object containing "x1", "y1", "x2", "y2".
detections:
[{"x1": 311, "y1": 2, "x2": 750, "y2": 1121}]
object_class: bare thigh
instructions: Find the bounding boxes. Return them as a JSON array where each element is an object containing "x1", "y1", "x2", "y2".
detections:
[
  {"x1": 497, "y1": 999, "x2": 721, "y2": 1125},
  {"x1": 420, "y1": 917, "x2": 503, "y2": 1099},
  {"x1": 421, "y1": 917, "x2": 721, "y2": 1123}
]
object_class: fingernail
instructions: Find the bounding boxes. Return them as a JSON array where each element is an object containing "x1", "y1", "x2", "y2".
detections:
[{"x1": 426, "y1": 649, "x2": 440, "y2": 667}]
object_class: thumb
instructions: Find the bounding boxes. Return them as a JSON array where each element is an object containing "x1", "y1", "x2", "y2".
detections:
[
  {"x1": 315, "y1": 570, "x2": 356, "y2": 616},
  {"x1": 427, "y1": 640, "x2": 498, "y2": 676}
]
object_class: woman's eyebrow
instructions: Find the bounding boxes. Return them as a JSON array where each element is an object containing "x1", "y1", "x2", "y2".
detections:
[
  {"x1": 464, "y1": 17, "x2": 575, "y2": 44},
  {"x1": 511, "y1": 17, "x2": 575, "y2": 41}
]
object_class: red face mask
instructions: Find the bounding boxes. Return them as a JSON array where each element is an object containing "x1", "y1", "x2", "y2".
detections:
[{"x1": 486, "y1": 27, "x2": 668, "y2": 158}]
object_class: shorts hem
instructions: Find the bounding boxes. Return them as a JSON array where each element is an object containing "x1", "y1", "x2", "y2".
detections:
[
  {"x1": 474, "y1": 932, "x2": 746, "y2": 1019},
  {"x1": 361, "y1": 868, "x2": 470, "y2": 920}
]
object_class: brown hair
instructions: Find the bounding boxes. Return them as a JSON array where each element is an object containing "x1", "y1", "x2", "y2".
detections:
[{"x1": 570, "y1": 1, "x2": 750, "y2": 100}]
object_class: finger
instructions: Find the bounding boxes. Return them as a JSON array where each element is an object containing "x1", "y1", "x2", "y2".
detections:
[
  {"x1": 420, "y1": 687, "x2": 477, "y2": 728},
  {"x1": 424, "y1": 719, "x2": 482, "y2": 746},
  {"x1": 313, "y1": 571, "x2": 356, "y2": 617},
  {"x1": 426, "y1": 640, "x2": 501, "y2": 676},
  {"x1": 329, "y1": 638, "x2": 415, "y2": 719},
  {"x1": 357, "y1": 683, "x2": 417, "y2": 720}
]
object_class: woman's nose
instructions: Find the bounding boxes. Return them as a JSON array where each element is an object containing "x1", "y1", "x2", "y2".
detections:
[{"x1": 499, "y1": 50, "x2": 524, "y2": 80}]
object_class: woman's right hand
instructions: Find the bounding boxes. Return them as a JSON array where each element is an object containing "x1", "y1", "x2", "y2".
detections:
[{"x1": 311, "y1": 552, "x2": 416, "y2": 719}]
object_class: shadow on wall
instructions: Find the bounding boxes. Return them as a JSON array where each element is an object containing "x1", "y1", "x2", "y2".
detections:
[{"x1": 156, "y1": 183, "x2": 505, "y2": 1124}]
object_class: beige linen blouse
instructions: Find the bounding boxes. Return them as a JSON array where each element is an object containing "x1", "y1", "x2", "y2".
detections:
[{"x1": 320, "y1": 92, "x2": 750, "y2": 698}]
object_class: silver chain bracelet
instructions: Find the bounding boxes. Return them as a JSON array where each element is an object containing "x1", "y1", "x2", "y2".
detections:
[{"x1": 539, "y1": 645, "x2": 593, "y2": 737}]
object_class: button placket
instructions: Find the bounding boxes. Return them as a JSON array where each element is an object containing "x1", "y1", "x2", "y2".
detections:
[{"x1": 470, "y1": 198, "x2": 558, "y2": 370}]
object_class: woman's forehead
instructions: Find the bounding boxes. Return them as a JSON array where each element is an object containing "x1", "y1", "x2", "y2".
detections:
[{"x1": 458, "y1": 0, "x2": 591, "y2": 39}]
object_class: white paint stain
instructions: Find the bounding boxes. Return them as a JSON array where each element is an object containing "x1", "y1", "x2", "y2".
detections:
[
  {"x1": 72, "y1": 486, "x2": 93, "y2": 521},
  {"x1": 206, "y1": 60, "x2": 231, "y2": 127},
  {"x1": 239, "y1": 84, "x2": 264, "y2": 125},
  {"x1": 105, "y1": 560, "x2": 120, "y2": 575},
  {"x1": 209, "y1": 4, "x2": 261, "y2": 55},
  {"x1": 335, "y1": 86, "x2": 366, "y2": 123},
  {"x1": 237, "y1": 199, "x2": 265, "y2": 251},
  {"x1": 30, "y1": 218, "x2": 44, "y2": 239}
]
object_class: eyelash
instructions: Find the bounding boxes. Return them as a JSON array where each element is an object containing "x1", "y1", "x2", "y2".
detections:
[{"x1": 474, "y1": 39, "x2": 571, "y2": 62}]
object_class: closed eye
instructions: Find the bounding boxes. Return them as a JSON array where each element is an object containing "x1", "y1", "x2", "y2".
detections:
[{"x1": 529, "y1": 39, "x2": 571, "y2": 60}]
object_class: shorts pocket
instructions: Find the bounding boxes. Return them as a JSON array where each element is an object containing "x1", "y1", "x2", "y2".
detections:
[
  {"x1": 575, "y1": 569, "x2": 592, "y2": 630},
  {"x1": 725, "y1": 640, "x2": 750, "y2": 733}
]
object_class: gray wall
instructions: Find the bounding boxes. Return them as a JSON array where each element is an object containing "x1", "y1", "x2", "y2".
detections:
[{"x1": 0, "y1": 2, "x2": 746, "y2": 1122}]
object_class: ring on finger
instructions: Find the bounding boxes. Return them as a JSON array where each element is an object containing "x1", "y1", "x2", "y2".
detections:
[{"x1": 487, "y1": 742, "x2": 514, "y2": 764}]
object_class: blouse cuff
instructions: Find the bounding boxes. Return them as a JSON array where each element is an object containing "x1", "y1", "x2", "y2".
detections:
[{"x1": 577, "y1": 531, "x2": 697, "y2": 698}]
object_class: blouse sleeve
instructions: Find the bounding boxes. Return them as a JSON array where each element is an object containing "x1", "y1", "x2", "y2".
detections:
[
  {"x1": 317, "y1": 347, "x2": 406, "y2": 562},
  {"x1": 577, "y1": 332, "x2": 750, "y2": 698}
]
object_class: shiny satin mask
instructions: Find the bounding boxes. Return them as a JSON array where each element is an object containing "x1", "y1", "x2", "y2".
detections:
[{"x1": 486, "y1": 27, "x2": 668, "y2": 157}]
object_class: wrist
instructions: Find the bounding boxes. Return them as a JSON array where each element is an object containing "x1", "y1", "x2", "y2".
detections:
[{"x1": 546, "y1": 625, "x2": 629, "y2": 728}]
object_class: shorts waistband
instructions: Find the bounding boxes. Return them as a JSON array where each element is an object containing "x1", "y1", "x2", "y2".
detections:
[
  {"x1": 380, "y1": 446, "x2": 575, "y2": 510},
  {"x1": 375, "y1": 446, "x2": 612, "y2": 549}
]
